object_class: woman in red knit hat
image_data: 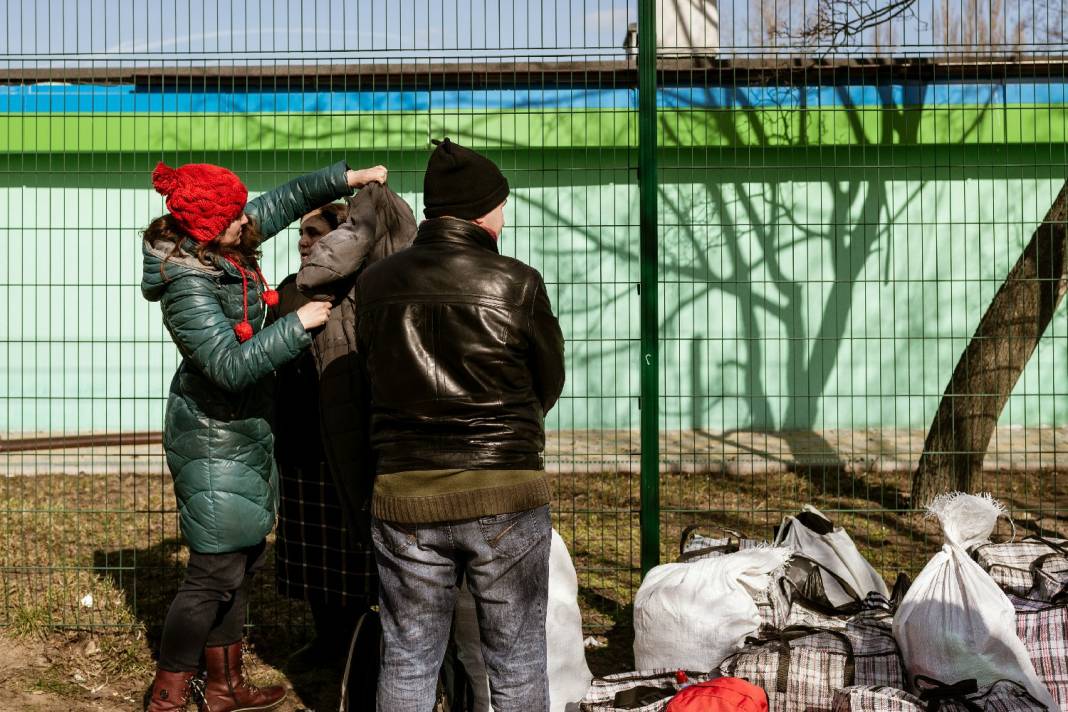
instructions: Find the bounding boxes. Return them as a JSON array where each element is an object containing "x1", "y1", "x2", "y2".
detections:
[{"x1": 140, "y1": 159, "x2": 386, "y2": 712}]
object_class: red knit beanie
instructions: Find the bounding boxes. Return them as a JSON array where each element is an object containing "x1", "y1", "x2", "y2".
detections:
[{"x1": 152, "y1": 162, "x2": 249, "y2": 243}]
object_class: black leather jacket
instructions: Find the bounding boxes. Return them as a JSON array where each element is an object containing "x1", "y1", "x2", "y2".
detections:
[{"x1": 355, "y1": 217, "x2": 565, "y2": 474}]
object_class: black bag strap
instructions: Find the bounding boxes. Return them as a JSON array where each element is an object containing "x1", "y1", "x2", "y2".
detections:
[
  {"x1": 890, "y1": 572, "x2": 912, "y2": 607},
  {"x1": 339, "y1": 610, "x2": 383, "y2": 712},
  {"x1": 1024, "y1": 535, "x2": 1068, "y2": 557},
  {"x1": 795, "y1": 510, "x2": 836, "y2": 535},
  {"x1": 679, "y1": 544, "x2": 737, "y2": 562},
  {"x1": 751, "y1": 625, "x2": 855, "y2": 694},
  {"x1": 679, "y1": 523, "x2": 704, "y2": 555},
  {"x1": 914, "y1": 676, "x2": 981, "y2": 712},
  {"x1": 1019, "y1": 536, "x2": 1068, "y2": 602},
  {"x1": 612, "y1": 685, "x2": 675, "y2": 707},
  {"x1": 783, "y1": 554, "x2": 868, "y2": 617},
  {"x1": 1027, "y1": 552, "x2": 1068, "y2": 603},
  {"x1": 679, "y1": 524, "x2": 702, "y2": 557},
  {"x1": 678, "y1": 525, "x2": 746, "y2": 561}
]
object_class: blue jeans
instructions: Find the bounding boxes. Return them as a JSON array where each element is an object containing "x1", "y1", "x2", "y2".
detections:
[{"x1": 371, "y1": 504, "x2": 552, "y2": 712}]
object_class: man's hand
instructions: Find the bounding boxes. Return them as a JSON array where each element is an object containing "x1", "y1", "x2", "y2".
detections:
[{"x1": 346, "y1": 165, "x2": 388, "y2": 189}]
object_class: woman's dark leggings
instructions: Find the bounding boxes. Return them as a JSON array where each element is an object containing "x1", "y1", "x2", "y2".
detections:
[{"x1": 157, "y1": 540, "x2": 267, "y2": 672}]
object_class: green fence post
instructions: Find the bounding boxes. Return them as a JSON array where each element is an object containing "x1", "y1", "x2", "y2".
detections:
[{"x1": 637, "y1": 0, "x2": 660, "y2": 577}]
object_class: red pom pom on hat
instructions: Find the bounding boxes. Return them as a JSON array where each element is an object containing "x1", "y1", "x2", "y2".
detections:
[
  {"x1": 234, "y1": 321, "x2": 254, "y2": 342},
  {"x1": 261, "y1": 289, "x2": 279, "y2": 307},
  {"x1": 152, "y1": 162, "x2": 180, "y2": 196}
]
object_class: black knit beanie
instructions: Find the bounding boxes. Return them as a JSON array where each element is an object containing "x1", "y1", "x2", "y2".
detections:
[{"x1": 423, "y1": 138, "x2": 510, "y2": 220}]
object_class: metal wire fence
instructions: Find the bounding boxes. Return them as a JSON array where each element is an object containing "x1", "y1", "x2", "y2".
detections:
[{"x1": 1, "y1": 0, "x2": 1066, "y2": 642}]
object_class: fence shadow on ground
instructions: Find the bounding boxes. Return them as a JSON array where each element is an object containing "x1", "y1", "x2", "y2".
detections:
[{"x1": 578, "y1": 589, "x2": 636, "y2": 675}]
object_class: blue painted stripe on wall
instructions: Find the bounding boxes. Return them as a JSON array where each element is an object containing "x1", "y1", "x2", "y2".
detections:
[
  {"x1": 659, "y1": 82, "x2": 1067, "y2": 107},
  {"x1": 0, "y1": 86, "x2": 635, "y2": 112},
  {"x1": 2, "y1": 80, "x2": 1066, "y2": 112}
]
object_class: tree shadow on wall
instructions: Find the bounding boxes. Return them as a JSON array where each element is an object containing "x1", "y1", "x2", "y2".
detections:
[{"x1": 542, "y1": 85, "x2": 996, "y2": 520}]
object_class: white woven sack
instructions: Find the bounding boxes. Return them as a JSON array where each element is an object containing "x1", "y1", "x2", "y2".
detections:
[
  {"x1": 677, "y1": 527, "x2": 788, "y2": 628},
  {"x1": 892, "y1": 493, "x2": 1059, "y2": 711},
  {"x1": 454, "y1": 529, "x2": 593, "y2": 712},
  {"x1": 633, "y1": 546, "x2": 792, "y2": 671},
  {"x1": 774, "y1": 505, "x2": 890, "y2": 607}
]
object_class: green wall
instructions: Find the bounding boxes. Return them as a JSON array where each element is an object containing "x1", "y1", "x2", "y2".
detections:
[
  {"x1": 3, "y1": 105, "x2": 1066, "y2": 152},
  {"x1": 1, "y1": 144, "x2": 1065, "y2": 434}
]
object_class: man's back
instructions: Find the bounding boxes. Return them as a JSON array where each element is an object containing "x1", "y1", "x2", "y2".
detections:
[
  {"x1": 356, "y1": 216, "x2": 565, "y2": 477},
  {"x1": 362, "y1": 138, "x2": 561, "y2": 712}
]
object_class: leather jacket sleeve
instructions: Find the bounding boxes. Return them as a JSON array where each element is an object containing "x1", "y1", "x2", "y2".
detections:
[{"x1": 528, "y1": 273, "x2": 565, "y2": 414}]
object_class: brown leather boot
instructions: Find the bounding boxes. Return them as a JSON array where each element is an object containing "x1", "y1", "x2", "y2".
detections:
[
  {"x1": 144, "y1": 668, "x2": 197, "y2": 711},
  {"x1": 199, "y1": 642, "x2": 286, "y2": 712}
]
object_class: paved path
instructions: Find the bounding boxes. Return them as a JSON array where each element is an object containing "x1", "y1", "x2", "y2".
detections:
[
  {"x1": 546, "y1": 427, "x2": 1068, "y2": 474},
  {"x1": 3, "y1": 427, "x2": 1067, "y2": 476}
]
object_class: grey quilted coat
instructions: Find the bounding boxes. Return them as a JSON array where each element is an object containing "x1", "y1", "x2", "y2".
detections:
[{"x1": 295, "y1": 182, "x2": 417, "y2": 538}]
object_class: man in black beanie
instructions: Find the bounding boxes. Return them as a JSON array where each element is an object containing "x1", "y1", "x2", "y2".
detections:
[{"x1": 356, "y1": 138, "x2": 565, "y2": 711}]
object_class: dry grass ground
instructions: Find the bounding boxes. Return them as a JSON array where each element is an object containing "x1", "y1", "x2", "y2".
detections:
[{"x1": 1, "y1": 467, "x2": 1065, "y2": 710}]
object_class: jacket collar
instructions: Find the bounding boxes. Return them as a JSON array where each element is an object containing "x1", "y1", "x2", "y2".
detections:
[
  {"x1": 141, "y1": 233, "x2": 252, "y2": 280},
  {"x1": 414, "y1": 217, "x2": 499, "y2": 254}
]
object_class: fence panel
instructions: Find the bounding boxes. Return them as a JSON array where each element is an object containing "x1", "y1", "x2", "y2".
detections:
[
  {"x1": 656, "y1": 2, "x2": 1068, "y2": 587},
  {"x1": 0, "y1": 1, "x2": 1066, "y2": 649},
  {"x1": 0, "y1": 1, "x2": 643, "y2": 638}
]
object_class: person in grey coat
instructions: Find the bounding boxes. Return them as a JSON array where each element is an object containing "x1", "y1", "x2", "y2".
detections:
[{"x1": 270, "y1": 181, "x2": 417, "y2": 669}]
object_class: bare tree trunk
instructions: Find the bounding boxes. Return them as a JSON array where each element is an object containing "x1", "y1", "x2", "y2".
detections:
[{"x1": 912, "y1": 181, "x2": 1068, "y2": 507}]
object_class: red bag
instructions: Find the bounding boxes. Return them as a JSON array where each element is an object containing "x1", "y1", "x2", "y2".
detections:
[{"x1": 665, "y1": 677, "x2": 768, "y2": 712}]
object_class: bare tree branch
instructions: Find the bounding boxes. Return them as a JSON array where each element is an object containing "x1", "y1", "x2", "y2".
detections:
[
  {"x1": 755, "y1": 0, "x2": 1063, "y2": 55},
  {"x1": 799, "y1": 0, "x2": 919, "y2": 45}
]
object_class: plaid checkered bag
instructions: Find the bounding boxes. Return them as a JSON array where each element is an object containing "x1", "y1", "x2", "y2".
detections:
[
  {"x1": 832, "y1": 685, "x2": 925, "y2": 711},
  {"x1": 1011, "y1": 597, "x2": 1068, "y2": 711},
  {"x1": 836, "y1": 679, "x2": 1052, "y2": 712},
  {"x1": 752, "y1": 579, "x2": 792, "y2": 630},
  {"x1": 971, "y1": 536, "x2": 1068, "y2": 602},
  {"x1": 678, "y1": 526, "x2": 767, "y2": 563},
  {"x1": 778, "y1": 554, "x2": 903, "y2": 630},
  {"x1": 716, "y1": 622, "x2": 905, "y2": 712},
  {"x1": 914, "y1": 678, "x2": 1052, "y2": 712},
  {"x1": 579, "y1": 670, "x2": 715, "y2": 712},
  {"x1": 784, "y1": 593, "x2": 894, "y2": 629}
]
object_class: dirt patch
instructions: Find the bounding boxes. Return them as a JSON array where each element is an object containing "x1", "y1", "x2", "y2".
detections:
[
  {"x1": 0, "y1": 634, "x2": 57, "y2": 710},
  {"x1": 0, "y1": 629, "x2": 344, "y2": 711},
  {"x1": 0, "y1": 632, "x2": 134, "y2": 711}
]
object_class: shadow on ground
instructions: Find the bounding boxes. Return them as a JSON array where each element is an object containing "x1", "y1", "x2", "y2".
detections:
[{"x1": 92, "y1": 539, "x2": 346, "y2": 710}]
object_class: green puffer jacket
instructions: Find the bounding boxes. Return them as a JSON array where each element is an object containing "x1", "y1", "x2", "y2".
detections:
[{"x1": 142, "y1": 161, "x2": 353, "y2": 553}]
